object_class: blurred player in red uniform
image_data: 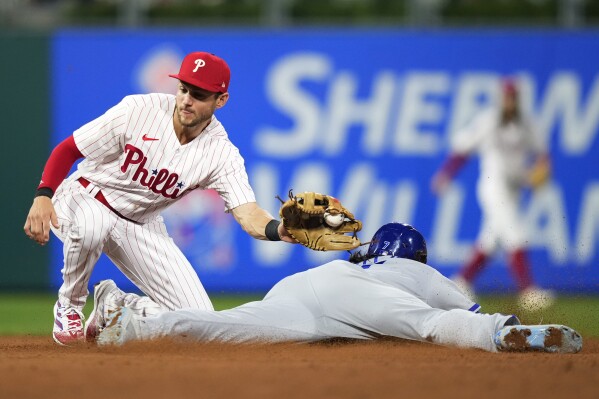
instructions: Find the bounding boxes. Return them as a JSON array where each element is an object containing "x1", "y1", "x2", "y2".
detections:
[{"x1": 431, "y1": 78, "x2": 553, "y2": 311}]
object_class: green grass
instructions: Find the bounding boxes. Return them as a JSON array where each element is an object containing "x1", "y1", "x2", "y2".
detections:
[
  {"x1": 0, "y1": 293, "x2": 261, "y2": 336},
  {"x1": 477, "y1": 296, "x2": 599, "y2": 338},
  {"x1": 1, "y1": 293, "x2": 598, "y2": 338}
]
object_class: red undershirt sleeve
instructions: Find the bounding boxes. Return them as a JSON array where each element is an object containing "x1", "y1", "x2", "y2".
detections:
[
  {"x1": 37, "y1": 135, "x2": 84, "y2": 193},
  {"x1": 438, "y1": 154, "x2": 469, "y2": 179}
]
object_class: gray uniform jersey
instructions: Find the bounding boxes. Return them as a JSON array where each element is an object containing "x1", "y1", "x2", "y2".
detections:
[
  {"x1": 357, "y1": 256, "x2": 480, "y2": 312},
  {"x1": 131, "y1": 256, "x2": 510, "y2": 352}
]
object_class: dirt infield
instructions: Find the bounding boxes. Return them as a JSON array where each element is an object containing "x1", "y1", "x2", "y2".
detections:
[{"x1": 1, "y1": 336, "x2": 598, "y2": 399}]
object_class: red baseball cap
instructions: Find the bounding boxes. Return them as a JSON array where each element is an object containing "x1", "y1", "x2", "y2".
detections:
[
  {"x1": 501, "y1": 78, "x2": 518, "y2": 96},
  {"x1": 169, "y1": 52, "x2": 230, "y2": 93}
]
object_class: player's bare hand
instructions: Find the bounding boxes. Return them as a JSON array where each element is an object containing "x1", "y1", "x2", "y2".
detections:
[
  {"x1": 24, "y1": 196, "x2": 59, "y2": 245},
  {"x1": 278, "y1": 222, "x2": 297, "y2": 244}
]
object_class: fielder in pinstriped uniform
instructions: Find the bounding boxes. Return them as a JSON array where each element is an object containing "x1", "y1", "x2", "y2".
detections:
[
  {"x1": 431, "y1": 78, "x2": 554, "y2": 311},
  {"x1": 24, "y1": 52, "x2": 295, "y2": 346}
]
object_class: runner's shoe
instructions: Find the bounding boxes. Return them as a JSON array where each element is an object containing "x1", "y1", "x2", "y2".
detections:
[
  {"x1": 84, "y1": 279, "x2": 121, "y2": 342},
  {"x1": 97, "y1": 307, "x2": 140, "y2": 346},
  {"x1": 495, "y1": 324, "x2": 582, "y2": 353}
]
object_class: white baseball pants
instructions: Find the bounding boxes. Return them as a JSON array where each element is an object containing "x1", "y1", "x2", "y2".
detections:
[
  {"x1": 476, "y1": 179, "x2": 526, "y2": 253},
  {"x1": 51, "y1": 178, "x2": 213, "y2": 315}
]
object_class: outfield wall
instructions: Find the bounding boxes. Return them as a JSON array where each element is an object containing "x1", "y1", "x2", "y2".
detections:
[
  {"x1": 14, "y1": 29, "x2": 599, "y2": 293},
  {"x1": 0, "y1": 34, "x2": 50, "y2": 290}
]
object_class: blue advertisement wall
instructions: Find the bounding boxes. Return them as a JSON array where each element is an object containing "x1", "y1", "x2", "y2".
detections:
[{"x1": 51, "y1": 29, "x2": 599, "y2": 294}]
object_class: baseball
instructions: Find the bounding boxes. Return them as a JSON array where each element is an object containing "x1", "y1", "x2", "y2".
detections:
[{"x1": 324, "y1": 211, "x2": 344, "y2": 228}]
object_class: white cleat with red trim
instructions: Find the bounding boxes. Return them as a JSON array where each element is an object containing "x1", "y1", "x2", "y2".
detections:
[{"x1": 52, "y1": 301, "x2": 85, "y2": 346}]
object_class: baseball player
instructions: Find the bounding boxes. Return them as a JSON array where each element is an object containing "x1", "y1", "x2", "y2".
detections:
[
  {"x1": 23, "y1": 51, "x2": 295, "y2": 346},
  {"x1": 92, "y1": 223, "x2": 582, "y2": 354},
  {"x1": 431, "y1": 78, "x2": 554, "y2": 311}
]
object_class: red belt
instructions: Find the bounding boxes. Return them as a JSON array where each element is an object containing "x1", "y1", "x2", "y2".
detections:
[{"x1": 78, "y1": 177, "x2": 138, "y2": 223}]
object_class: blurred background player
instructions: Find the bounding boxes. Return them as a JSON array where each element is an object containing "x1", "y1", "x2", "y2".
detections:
[
  {"x1": 92, "y1": 223, "x2": 582, "y2": 354},
  {"x1": 23, "y1": 51, "x2": 294, "y2": 346},
  {"x1": 431, "y1": 78, "x2": 554, "y2": 311}
]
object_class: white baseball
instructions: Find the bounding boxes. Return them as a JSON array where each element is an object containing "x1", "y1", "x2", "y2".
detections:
[{"x1": 324, "y1": 212, "x2": 344, "y2": 228}]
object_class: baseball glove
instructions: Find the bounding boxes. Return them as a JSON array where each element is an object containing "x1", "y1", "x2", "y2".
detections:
[
  {"x1": 527, "y1": 158, "x2": 551, "y2": 189},
  {"x1": 279, "y1": 190, "x2": 362, "y2": 251}
]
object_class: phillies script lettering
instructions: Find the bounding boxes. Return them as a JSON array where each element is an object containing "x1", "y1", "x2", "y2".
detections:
[{"x1": 121, "y1": 144, "x2": 182, "y2": 199}]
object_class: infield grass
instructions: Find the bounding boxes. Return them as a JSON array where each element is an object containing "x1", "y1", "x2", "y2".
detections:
[
  {"x1": 0, "y1": 293, "x2": 261, "y2": 336},
  {"x1": 1, "y1": 293, "x2": 598, "y2": 337}
]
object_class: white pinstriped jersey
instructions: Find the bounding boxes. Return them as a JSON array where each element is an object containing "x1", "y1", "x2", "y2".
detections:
[
  {"x1": 70, "y1": 93, "x2": 255, "y2": 223},
  {"x1": 451, "y1": 110, "x2": 545, "y2": 186},
  {"x1": 450, "y1": 109, "x2": 545, "y2": 251}
]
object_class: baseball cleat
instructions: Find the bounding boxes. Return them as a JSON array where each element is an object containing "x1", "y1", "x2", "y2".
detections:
[
  {"x1": 84, "y1": 279, "x2": 119, "y2": 342},
  {"x1": 495, "y1": 324, "x2": 582, "y2": 354},
  {"x1": 97, "y1": 306, "x2": 139, "y2": 346},
  {"x1": 502, "y1": 315, "x2": 521, "y2": 327},
  {"x1": 53, "y1": 301, "x2": 85, "y2": 346},
  {"x1": 518, "y1": 287, "x2": 555, "y2": 312}
]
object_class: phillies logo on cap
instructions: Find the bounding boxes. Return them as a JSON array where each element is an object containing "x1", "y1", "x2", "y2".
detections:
[
  {"x1": 193, "y1": 59, "x2": 206, "y2": 72},
  {"x1": 169, "y1": 51, "x2": 230, "y2": 93}
]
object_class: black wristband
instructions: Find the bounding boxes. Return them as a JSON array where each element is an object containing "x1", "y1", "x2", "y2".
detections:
[
  {"x1": 35, "y1": 187, "x2": 54, "y2": 199},
  {"x1": 265, "y1": 219, "x2": 282, "y2": 241}
]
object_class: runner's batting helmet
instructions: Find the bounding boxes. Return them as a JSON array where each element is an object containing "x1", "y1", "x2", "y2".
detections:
[{"x1": 367, "y1": 223, "x2": 427, "y2": 264}]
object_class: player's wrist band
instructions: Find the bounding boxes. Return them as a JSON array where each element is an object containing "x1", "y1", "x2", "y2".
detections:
[
  {"x1": 35, "y1": 187, "x2": 54, "y2": 199},
  {"x1": 265, "y1": 219, "x2": 282, "y2": 241}
]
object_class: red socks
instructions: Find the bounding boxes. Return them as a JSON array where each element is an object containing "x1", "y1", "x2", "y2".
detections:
[
  {"x1": 460, "y1": 249, "x2": 488, "y2": 281},
  {"x1": 460, "y1": 247, "x2": 534, "y2": 291},
  {"x1": 508, "y1": 249, "x2": 534, "y2": 290}
]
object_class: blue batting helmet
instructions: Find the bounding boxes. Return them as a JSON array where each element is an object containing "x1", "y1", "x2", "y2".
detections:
[{"x1": 366, "y1": 223, "x2": 427, "y2": 264}]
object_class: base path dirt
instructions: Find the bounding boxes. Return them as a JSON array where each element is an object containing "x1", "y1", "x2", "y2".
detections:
[{"x1": 1, "y1": 336, "x2": 598, "y2": 399}]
